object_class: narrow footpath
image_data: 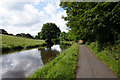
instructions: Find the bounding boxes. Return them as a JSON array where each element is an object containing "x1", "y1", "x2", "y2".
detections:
[{"x1": 76, "y1": 44, "x2": 117, "y2": 78}]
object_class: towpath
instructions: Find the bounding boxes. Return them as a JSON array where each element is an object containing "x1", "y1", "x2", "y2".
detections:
[{"x1": 76, "y1": 44, "x2": 117, "y2": 79}]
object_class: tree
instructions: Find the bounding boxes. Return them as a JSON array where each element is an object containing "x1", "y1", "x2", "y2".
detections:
[
  {"x1": 0, "y1": 29, "x2": 8, "y2": 35},
  {"x1": 41, "y1": 23, "x2": 61, "y2": 44},
  {"x1": 26, "y1": 33, "x2": 33, "y2": 39},
  {"x1": 59, "y1": 31, "x2": 77, "y2": 41},
  {"x1": 35, "y1": 32, "x2": 43, "y2": 39},
  {"x1": 60, "y1": 2, "x2": 120, "y2": 45},
  {"x1": 59, "y1": 32, "x2": 67, "y2": 41},
  {"x1": 16, "y1": 33, "x2": 26, "y2": 37},
  {"x1": 35, "y1": 35, "x2": 39, "y2": 39},
  {"x1": 67, "y1": 31, "x2": 77, "y2": 41}
]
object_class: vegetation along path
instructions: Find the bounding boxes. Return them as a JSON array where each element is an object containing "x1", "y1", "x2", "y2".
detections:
[{"x1": 76, "y1": 44, "x2": 117, "y2": 78}]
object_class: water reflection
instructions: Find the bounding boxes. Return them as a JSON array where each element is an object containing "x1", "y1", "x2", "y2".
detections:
[
  {"x1": 51, "y1": 45, "x2": 61, "y2": 52},
  {"x1": 1, "y1": 49, "x2": 43, "y2": 78},
  {"x1": 0, "y1": 44, "x2": 70, "y2": 78},
  {"x1": 40, "y1": 48, "x2": 60, "y2": 64},
  {"x1": 60, "y1": 44, "x2": 71, "y2": 52}
]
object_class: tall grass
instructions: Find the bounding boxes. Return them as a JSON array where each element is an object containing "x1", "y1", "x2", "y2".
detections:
[
  {"x1": 86, "y1": 42, "x2": 120, "y2": 78},
  {"x1": 28, "y1": 43, "x2": 79, "y2": 78},
  {"x1": 1, "y1": 34, "x2": 45, "y2": 52}
]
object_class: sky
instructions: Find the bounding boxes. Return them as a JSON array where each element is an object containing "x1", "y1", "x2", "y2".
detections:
[{"x1": 0, "y1": 0, "x2": 68, "y2": 36}]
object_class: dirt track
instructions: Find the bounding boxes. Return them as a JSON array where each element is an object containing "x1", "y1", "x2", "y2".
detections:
[{"x1": 75, "y1": 45, "x2": 117, "y2": 78}]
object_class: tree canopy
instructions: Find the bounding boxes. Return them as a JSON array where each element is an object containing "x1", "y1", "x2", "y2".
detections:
[
  {"x1": 60, "y1": 2, "x2": 120, "y2": 45},
  {"x1": 41, "y1": 23, "x2": 61, "y2": 42},
  {"x1": 59, "y1": 31, "x2": 77, "y2": 41}
]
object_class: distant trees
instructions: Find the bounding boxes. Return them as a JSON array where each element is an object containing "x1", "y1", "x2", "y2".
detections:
[
  {"x1": 0, "y1": 29, "x2": 37, "y2": 39},
  {"x1": 16, "y1": 33, "x2": 33, "y2": 39},
  {"x1": 0, "y1": 29, "x2": 14, "y2": 36},
  {"x1": 0, "y1": 29, "x2": 8, "y2": 35},
  {"x1": 35, "y1": 32, "x2": 43, "y2": 39},
  {"x1": 8, "y1": 33, "x2": 14, "y2": 36}
]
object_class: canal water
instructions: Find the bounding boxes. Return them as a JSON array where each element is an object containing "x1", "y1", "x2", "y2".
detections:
[{"x1": 0, "y1": 44, "x2": 70, "y2": 78}]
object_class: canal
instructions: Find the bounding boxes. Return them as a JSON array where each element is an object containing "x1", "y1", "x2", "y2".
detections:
[{"x1": 0, "y1": 44, "x2": 70, "y2": 78}]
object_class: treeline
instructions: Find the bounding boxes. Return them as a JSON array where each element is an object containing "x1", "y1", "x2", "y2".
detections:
[
  {"x1": 0, "y1": 29, "x2": 14, "y2": 36},
  {"x1": 0, "y1": 29, "x2": 34, "y2": 39},
  {"x1": 60, "y1": 2, "x2": 120, "y2": 48},
  {"x1": 16, "y1": 33, "x2": 33, "y2": 39}
]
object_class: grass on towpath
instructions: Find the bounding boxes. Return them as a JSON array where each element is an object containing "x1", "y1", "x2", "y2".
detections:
[
  {"x1": 28, "y1": 43, "x2": 79, "y2": 78},
  {"x1": 1, "y1": 34, "x2": 46, "y2": 53}
]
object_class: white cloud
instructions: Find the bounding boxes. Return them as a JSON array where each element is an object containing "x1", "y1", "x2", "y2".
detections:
[
  {"x1": 43, "y1": 2, "x2": 68, "y2": 32},
  {"x1": 0, "y1": 0, "x2": 68, "y2": 36},
  {"x1": 56, "y1": 1, "x2": 60, "y2": 8},
  {"x1": 43, "y1": 3, "x2": 56, "y2": 16},
  {"x1": 9, "y1": 4, "x2": 41, "y2": 26},
  {"x1": 0, "y1": 1, "x2": 47, "y2": 35}
]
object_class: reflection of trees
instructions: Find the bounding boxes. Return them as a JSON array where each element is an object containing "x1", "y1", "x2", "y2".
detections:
[
  {"x1": 59, "y1": 44, "x2": 70, "y2": 52},
  {"x1": 39, "y1": 48, "x2": 60, "y2": 65},
  {"x1": 46, "y1": 44, "x2": 53, "y2": 49}
]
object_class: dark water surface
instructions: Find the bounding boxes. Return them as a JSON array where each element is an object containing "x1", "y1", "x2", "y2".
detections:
[{"x1": 0, "y1": 44, "x2": 70, "y2": 78}]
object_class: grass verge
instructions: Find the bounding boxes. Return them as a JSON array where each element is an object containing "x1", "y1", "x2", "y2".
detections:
[
  {"x1": 28, "y1": 43, "x2": 79, "y2": 78},
  {"x1": 1, "y1": 34, "x2": 46, "y2": 53},
  {"x1": 86, "y1": 42, "x2": 120, "y2": 79}
]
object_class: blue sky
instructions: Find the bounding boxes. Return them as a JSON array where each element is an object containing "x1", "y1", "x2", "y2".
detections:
[{"x1": 0, "y1": 0, "x2": 68, "y2": 36}]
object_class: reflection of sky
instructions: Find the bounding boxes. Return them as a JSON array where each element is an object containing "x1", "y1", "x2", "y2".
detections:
[
  {"x1": 0, "y1": 49, "x2": 43, "y2": 78},
  {"x1": 51, "y1": 45, "x2": 61, "y2": 52},
  {"x1": 0, "y1": 45, "x2": 62, "y2": 78}
]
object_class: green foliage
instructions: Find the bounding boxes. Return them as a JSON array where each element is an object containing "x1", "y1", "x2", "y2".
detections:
[
  {"x1": 59, "y1": 32, "x2": 68, "y2": 41},
  {"x1": 86, "y1": 42, "x2": 120, "y2": 78},
  {"x1": 41, "y1": 23, "x2": 61, "y2": 41},
  {"x1": 67, "y1": 31, "x2": 77, "y2": 41},
  {"x1": 35, "y1": 32, "x2": 43, "y2": 39},
  {"x1": 16, "y1": 33, "x2": 33, "y2": 39},
  {"x1": 51, "y1": 38, "x2": 60, "y2": 44},
  {"x1": 60, "y1": 41, "x2": 73, "y2": 45},
  {"x1": 0, "y1": 29, "x2": 8, "y2": 35},
  {"x1": 59, "y1": 31, "x2": 77, "y2": 41},
  {"x1": 60, "y1": 2, "x2": 120, "y2": 45},
  {"x1": 1, "y1": 34, "x2": 45, "y2": 52},
  {"x1": 28, "y1": 43, "x2": 78, "y2": 78}
]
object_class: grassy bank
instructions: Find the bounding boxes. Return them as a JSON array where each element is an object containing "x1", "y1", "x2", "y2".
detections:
[
  {"x1": 28, "y1": 43, "x2": 79, "y2": 78},
  {"x1": 1, "y1": 34, "x2": 46, "y2": 52},
  {"x1": 86, "y1": 42, "x2": 120, "y2": 78}
]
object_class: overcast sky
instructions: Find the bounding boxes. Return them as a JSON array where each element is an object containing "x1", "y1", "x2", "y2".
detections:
[{"x1": 0, "y1": 0, "x2": 68, "y2": 36}]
